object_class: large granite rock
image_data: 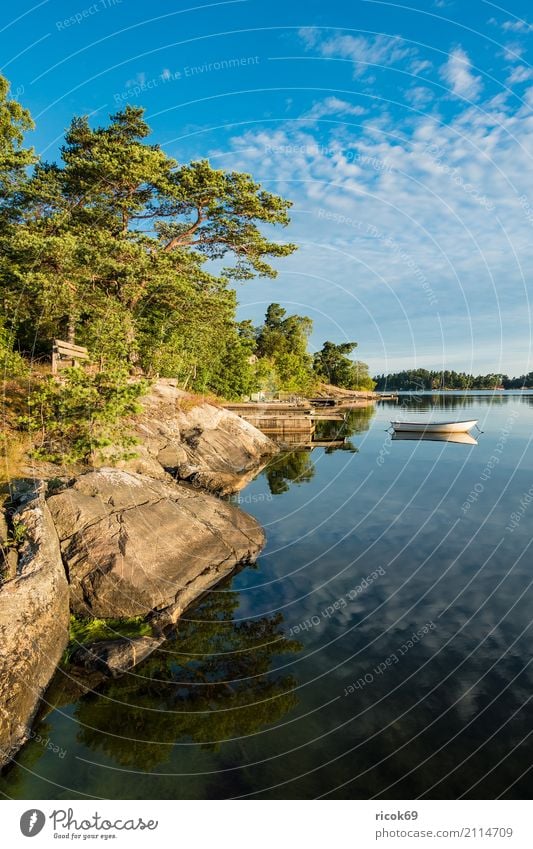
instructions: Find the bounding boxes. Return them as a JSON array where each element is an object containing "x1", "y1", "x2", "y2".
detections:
[
  {"x1": 47, "y1": 468, "x2": 265, "y2": 621},
  {"x1": 0, "y1": 483, "x2": 70, "y2": 768},
  {"x1": 129, "y1": 380, "x2": 278, "y2": 494}
]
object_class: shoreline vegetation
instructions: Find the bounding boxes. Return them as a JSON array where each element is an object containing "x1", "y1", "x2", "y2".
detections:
[{"x1": 374, "y1": 369, "x2": 533, "y2": 391}]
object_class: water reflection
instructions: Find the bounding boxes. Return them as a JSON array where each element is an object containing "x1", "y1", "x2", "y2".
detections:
[
  {"x1": 314, "y1": 406, "x2": 375, "y2": 453},
  {"x1": 390, "y1": 391, "x2": 529, "y2": 409},
  {"x1": 4, "y1": 392, "x2": 533, "y2": 800},
  {"x1": 265, "y1": 451, "x2": 315, "y2": 494},
  {"x1": 392, "y1": 431, "x2": 478, "y2": 445},
  {"x1": 1, "y1": 582, "x2": 302, "y2": 778},
  {"x1": 263, "y1": 407, "x2": 375, "y2": 494}
]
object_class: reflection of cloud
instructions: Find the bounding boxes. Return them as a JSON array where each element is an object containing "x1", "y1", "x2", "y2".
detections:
[{"x1": 440, "y1": 47, "x2": 482, "y2": 100}]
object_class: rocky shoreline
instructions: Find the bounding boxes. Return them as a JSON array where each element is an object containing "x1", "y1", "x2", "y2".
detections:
[{"x1": 0, "y1": 380, "x2": 278, "y2": 769}]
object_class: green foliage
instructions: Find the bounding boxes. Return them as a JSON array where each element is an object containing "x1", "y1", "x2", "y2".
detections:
[
  {"x1": 374, "y1": 369, "x2": 506, "y2": 391},
  {"x1": 0, "y1": 75, "x2": 35, "y2": 219},
  {"x1": 253, "y1": 356, "x2": 279, "y2": 394},
  {"x1": 313, "y1": 341, "x2": 375, "y2": 390},
  {"x1": 255, "y1": 303, "x2": 315, "y2": 393},
  {"x1": 502, "y1": 372, "x2": 533, "y2": 389},
  {"x1": 0, "y1": 320, "x2": 27, "y2": 378},
  {"x1": 207, "y1": 322, "x2": 258, "y2": 400},
  {"x1": 65, "y1": 614, "x2": 153, "y2": 662},
  {"x1": 7, "y1": 517, "x2": 27, "y2": 548},
  {"x1": 18, "y1": 366, "x2": 146, "y2": 464},
  {"x1": 351, "y1": 361, "x2": 376, "y2": 391},
  {"x1": 5, "y1": 101, "x2": 297, "y2": 387}
]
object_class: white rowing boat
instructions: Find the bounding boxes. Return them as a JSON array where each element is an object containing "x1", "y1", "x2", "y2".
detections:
[{"x1": 390, "y1": 419, "x2": 478, "y2": 434}]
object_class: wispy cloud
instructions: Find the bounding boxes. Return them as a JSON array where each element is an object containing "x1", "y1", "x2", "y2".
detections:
[
  {"x1": 501, "y1": 19, "x2": 532, "y2": 33},
  {"x1": 411, "y1": 59, "x2": 433, "y2": 76},
  {"x1": 405, "y1": 85, "x2": 434, "y2": 107},
  {"x1": 501, "y1": 42, "x2": 525, "y2": 62},
  {"x1": 125, "y1": 72, "x2": 146, "y2": 88},
  {"x1": 302, "y1": 96, "x2": 366, "y2": 123},
  {"x1": 298, "y1": 29, "x2": 417, "y2": 78},
  {"x1": 507, "y1": 64, "x2": 533, "y2": 84},
  {"x1": 440, "y1": 47, "x2": 482, "y2": 100},
  {"x1": 204, "y1": 78, "x2": 533, "y2": 371}
]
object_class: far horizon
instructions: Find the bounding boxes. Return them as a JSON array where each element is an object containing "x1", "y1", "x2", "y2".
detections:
[{"x1": 371, "y1": 365, "x2": 532, "y2": 379}]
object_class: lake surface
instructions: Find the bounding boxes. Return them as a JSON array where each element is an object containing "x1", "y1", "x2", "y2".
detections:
[{"x1": 2, "y1": 392, "x2": 533, "y2": 800}]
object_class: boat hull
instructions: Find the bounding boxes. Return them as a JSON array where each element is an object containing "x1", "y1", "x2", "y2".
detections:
[{"x1": 390, "y1": 420, "x2": 478, "y2": 433}]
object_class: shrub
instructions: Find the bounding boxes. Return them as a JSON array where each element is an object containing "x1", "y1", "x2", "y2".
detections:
[{"x1": 18, "y1": 366, "x2": 146, "y2": 464}]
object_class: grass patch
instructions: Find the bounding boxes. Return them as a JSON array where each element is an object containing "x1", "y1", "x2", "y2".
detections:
[{"x1": 64, "y1": 614, "x2": 154, "y2": 662}]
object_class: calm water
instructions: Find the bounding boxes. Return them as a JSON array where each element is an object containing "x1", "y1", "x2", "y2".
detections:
[{"x1": 2, "y1": 392, "x2": 533, "y2": 800}]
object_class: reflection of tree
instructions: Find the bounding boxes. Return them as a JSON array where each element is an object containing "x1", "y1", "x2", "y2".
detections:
[
  {"x1": 0, "y1": 720, "x2": 56, "y2": 796},
  {"x1": 314, "y1": 406, "x2": 375, "y2": 453},
  {"x1": 72, "y1": 588, "x2": 301, "y2": 769},
  {"x1": 383, "y1": 393, "x2": 516, "y2": 412},
  {"x1": 264, "y1": 451, "x2": 315, "y2": 494}
]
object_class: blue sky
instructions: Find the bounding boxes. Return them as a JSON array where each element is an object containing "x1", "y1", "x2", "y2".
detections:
[{"x1": 3, "y1": 0, "x2": 533, "y2": 375}]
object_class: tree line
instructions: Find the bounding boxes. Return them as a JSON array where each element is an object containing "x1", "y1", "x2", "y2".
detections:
[
  {"x1": 374, "y1": 370, "x2": 533, "y2": 391},
  {"x1": 0, "y1": 76, "x2": 373, "y2": 462}
]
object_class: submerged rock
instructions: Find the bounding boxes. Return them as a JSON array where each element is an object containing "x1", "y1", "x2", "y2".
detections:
[
  {"x1": 69, "y1": 635, "x2": 164, "y2": 677},
  {"x1": 0, "y1": 482, "x2": 70, "y2": 768},
  {"x1": 47, "y1": 468, "x2": 265, "y2": 620}
]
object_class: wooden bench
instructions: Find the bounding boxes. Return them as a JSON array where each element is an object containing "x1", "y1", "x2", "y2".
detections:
[{"x1": 52, "y1": 339, "x2": 89, "y2": 374}]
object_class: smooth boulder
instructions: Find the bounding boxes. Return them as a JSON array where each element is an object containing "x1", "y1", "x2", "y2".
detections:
[{"x1": 47, "y1": 468, "x2": 265, "y2": 620}]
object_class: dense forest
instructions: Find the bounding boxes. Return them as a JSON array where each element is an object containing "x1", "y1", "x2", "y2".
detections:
[
  {"x1": 0, "y1": 75, "x2": 373, "y2": 463},
  {"x1": 374, "y1": 370, "x2": 533, "y2": 391}
]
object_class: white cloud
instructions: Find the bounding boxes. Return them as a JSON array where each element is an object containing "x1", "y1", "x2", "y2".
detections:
[
  {"x1": 302, "y1": 97, "x2": 366, "y2": 122},
  {"x1": 405, "y1": 86, "x2": 434, "y2": 107},
  {"x1": 202, "y1": 85, "x2": 533, "y2": 372},
  {"x1": 440, "y1": 48, "x2": 482, "y2": 100},
  {"x1": 411, "y1": 59, "x2": 433, "y2": 76},
  {"x1": 501, "y1": 19, "x2": 532, "y2": 33},
  {"x1": 507, "y1": 65, "x2": 533, "y2": 84},
  {"x1": 298, "y1": 29, "x2": 417, "y2": 78},
  {"x1": 125, "y1": 72, "x2": 146, "y2": 88},
  {"x1": 501, "y1": 42, "x2": 525, "y2": 62}
]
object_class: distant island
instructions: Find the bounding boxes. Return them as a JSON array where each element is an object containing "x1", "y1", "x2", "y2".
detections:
[{"x1": 374, "y1": 369, "x2": 533, "y2": 391}]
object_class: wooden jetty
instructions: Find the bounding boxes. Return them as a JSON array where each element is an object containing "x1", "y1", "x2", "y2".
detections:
[{"x1": 223, "y1": 401, "x2": 352, "y2": 451}]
